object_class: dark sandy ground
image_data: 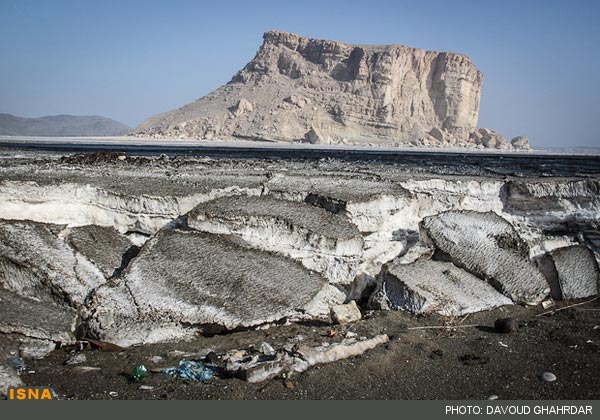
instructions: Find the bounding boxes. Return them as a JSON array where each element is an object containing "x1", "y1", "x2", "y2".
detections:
[{"x1": 20, "y1": 299, "x2": 600, "y2": 400}]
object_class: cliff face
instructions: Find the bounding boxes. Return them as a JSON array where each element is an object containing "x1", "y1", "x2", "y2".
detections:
[{"x1": 134, "y1": 31, "x2": 513, "y2": 148}]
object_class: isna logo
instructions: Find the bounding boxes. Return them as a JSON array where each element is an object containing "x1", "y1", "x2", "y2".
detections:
[{"x1": 7, "y1": 386, "x2": 55, "y2": 400}]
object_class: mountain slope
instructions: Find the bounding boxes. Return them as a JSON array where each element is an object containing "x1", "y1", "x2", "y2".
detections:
[
  {"x1": 0, "y1": 114, "x2": 131, "y2": 137},
  {"x1": 133, "y1": 30, "x2": 515, "y2": 148}
]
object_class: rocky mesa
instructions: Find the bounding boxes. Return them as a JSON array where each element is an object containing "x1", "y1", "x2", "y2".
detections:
[{"x1": 133, "y1": 30, "x2": 529, "y2": 150}]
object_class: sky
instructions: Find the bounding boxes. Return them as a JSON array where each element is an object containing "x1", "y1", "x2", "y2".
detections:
[{"x1": 0, "y1": 0, "x2": 599, "y2": 148}]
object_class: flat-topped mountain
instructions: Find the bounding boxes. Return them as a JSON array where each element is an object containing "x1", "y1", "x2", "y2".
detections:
[
  {"x1": 133, "y1": 30, "x2": 529, "y2": 150},
  {"x1": 0, "y1": 113, "x2": 131, "y2": 137}
]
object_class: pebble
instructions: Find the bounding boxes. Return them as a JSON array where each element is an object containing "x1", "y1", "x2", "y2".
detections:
[
  {"x1": 539, "y1": 372, "x2": 557, "y2": 382},
  {"x1": 488, "y1": 395, "x2": 499, "y2": 400},
  {"x1": 495, "y1": 317, "x2": 519, "y2": 333}
]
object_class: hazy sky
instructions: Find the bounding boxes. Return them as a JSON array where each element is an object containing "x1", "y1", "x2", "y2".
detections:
[{"x1": 1, "y1": 0, "x2": 598, "y2": 147}]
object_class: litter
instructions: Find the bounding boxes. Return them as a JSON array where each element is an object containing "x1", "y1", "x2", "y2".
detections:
[
  {"x1": 7, "y1": 357, "x2": 26, "y2": 374},
  {"x1": 541, "y1": 299, "x2": 555, "y2": 309},
  {"x1": 149, "y1": 355, "x2": 164, "y2": 364},
  {"x1": 161, "y1": 360, "x2": 214, "y2": 381},
  {"x1": 132, "y1": 365, "x2": 148, "y2": 381},
  {"x1": 257, "y1": 342, "x2": 276, "y2": 356}
]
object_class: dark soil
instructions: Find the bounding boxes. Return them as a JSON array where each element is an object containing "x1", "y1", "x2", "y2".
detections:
[{"x1": 21, "y1": 300, "x2": 600, "y2": 400}]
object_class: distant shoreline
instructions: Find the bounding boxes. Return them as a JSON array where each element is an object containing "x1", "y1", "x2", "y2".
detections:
[{"x1": 1, "y1": 135, "x2": 599, "y2": 157}]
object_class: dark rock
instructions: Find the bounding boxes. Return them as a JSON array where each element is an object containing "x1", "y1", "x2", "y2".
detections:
[
  {"x1": 494, "y1": 317, "x2": 519, "y2": 333},
  {"x1": 205, "y1": 351, "x2": 220, "y2": 365}
]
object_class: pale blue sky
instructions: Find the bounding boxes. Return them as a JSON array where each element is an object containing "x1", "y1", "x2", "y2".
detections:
[{"x1": 0, "y1": 0, "x2": 598, "y2": 147}]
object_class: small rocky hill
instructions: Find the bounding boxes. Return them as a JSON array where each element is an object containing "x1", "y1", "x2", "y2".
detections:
[{"x1": 133, "y1": 30, "x2": 529, "y2": 150}]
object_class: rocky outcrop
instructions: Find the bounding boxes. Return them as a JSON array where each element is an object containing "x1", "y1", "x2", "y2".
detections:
[
  {"x1": 540, "y1": 245, "x2": 599, "y2": 300},
  {"x1": 84, "y1": 229, "x2": 344, "y2": 346},
  {"x1": 133, "y1": 30, "x2": 516, "y2": 148},
  {"x1": 369, "y1": 259, "x2": 512, "y2": 315},
  {"x1": 0, "y1": 287, "x2": 77, "y2": 343},
  {"x1": 511, "y1": 136, "x2": 531, "y2": 150},
  {"x1": 187, "y1": 195, "x2": 363, "y2": 284},
  {"x1": 0, "y1": 220, "x2": 106, "y2": 308},
  {"x1": 65, "y1": 225, "x2": 134, "y2": 277},
  {"x1": 420, "y1": 211, "x2": 550, "y2": 304},
  {"x1": 2, "y1": 154, "x2": 599, "y2": 350}
]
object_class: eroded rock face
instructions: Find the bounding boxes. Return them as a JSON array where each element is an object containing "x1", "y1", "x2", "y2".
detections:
[
  {"x1": 420, "y1": 211, "x2": 549, "y2": 304},
  {"x1": 0, "y1": 287, "x2": 77, "y2": 343},
  {"x1": 548, "y1": 245, "x2": 599, "y2": 299},
  {"x1": 133, "y1": 30, "x2": 494, "y2": 147},
  {"x1": 369, "y1": 259, "x2": 512, "y2": 315},
  {"x1": 65, "y1": 225, "x2": 133, "y2": 277},
  {"x1": 0, "y1": 179, "x2": 264, "y2": 235},
  {"x1": 511, "y1": 136, "x2": 531, "y2": 150},
  {"x1": 0, "y1": 220, "x2": 106, "y2": 307},
  {"x1": 0, "y1": 364, "x2": 23, "y2": 397},
  {"x1": 85, "y1": 229, "x2": 343, "y2": 346},
  {"x1": 187, "y1": 195, "x2": 363, "y2": 284}
]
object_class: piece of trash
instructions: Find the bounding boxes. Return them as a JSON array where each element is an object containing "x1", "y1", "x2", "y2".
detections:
[
  {"x1": 539, "y1": 372, "x2": 557, "y2": 382},
  {"x1": 499, "y1": 342, "x2": 509, "y2": 348},
  {"x1": 488, "y1": 395, "x2": 499, "y2": 400},
  {"x1": 132, "y1": 365, "x2": 148, "y2": 381},
  {"x1": 84, "y1": 338, "x2": 124, "y2": 352},
  {"x1": 345, "y1": 331, "x2": 358, "y2": 338},
  {"x1": 162, "y1": 360, "x2": 214, "y2": 381},
  {"x1": 149, "y1": 355, "x2": 164, "y2": 364},
  {"x1": 139, "y1": 385, "x2": 154, "y2": 391},
  {"x1": 257, "y1": 342, "x2": 276, "y2": 356},
  {"x1": 593, "y1": 325, "x2": 600, "y2": 330},
  {"x1": 283, "y1": 378, "x2": 295, "y2": 390},
  {"x1": 227, "y1": 335, "x2": 389, "y2": 384},
  {"x1": 27, "y1": 370, "x2": 35, "y2": 374},
  {"x1": 225, "y1": 350, "x2": 247, "y2": 361},
  {"x1": 108, "y1": 391, "x2": 118, "y2": 397},
  {"x1": 327, "y1": 329, "x2": 338, "y2": 337},
  {"x1": 72, "y1": 366, "x2": 101, "y2": 374},
  {"x1": 117, "y1": 155, "x2": 127, "y2": 161},
  {"x1": 167, "y1": 350, "x2": 196, "y2": 358},
  {"x1": 541, "y1": 299, "x2": 555, "y2": 309},
  {"x1": 494, "y1": 317, "x2": 519, "y2": 333},
  {"x1": 7, "y1": 357, "x2": 26, "y2": 374},
  {"x1": 59, "y1": 341, "x2": 92, "y2": 352},
  {"x1": 586, "y1": 340, "x2": 594, "y2": 343}
]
